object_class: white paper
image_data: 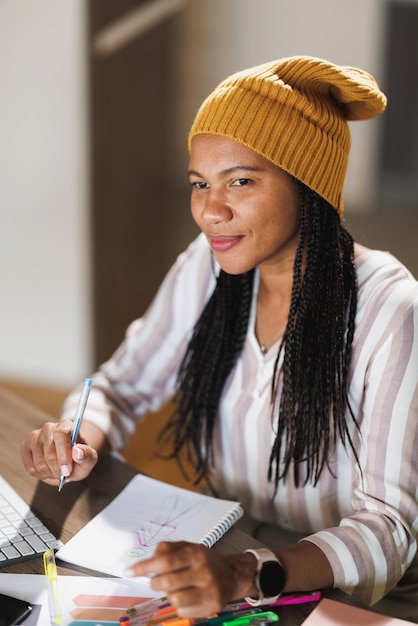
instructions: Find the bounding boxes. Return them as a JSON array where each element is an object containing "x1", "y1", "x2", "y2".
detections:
[{"x1": 0, "y1": 573, "x2": 160, "y2": 625}]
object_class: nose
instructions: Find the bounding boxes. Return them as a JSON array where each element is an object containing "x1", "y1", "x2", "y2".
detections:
[{"x1": 197, "y1": 190, "x2": 233, "y2": 224}]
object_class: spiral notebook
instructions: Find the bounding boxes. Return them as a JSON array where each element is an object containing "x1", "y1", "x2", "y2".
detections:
[{"x1": 56, "y1": 474, "x2": 243, "y2": 577}]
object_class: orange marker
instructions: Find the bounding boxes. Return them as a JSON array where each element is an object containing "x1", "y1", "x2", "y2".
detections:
[
  {"x1": 162, "y1": 619, "x2": 194, "y2": 626},
  {"x1": 156, "y1": 607, "x2": 178, "y2": 617}
]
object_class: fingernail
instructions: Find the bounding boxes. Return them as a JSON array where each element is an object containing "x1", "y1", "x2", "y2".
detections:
[
  {"x1": 60, "y1": 465, "x2": 70, "y2": 477},
  {"x1": 124, "y1": 567, "x2": 135, "y2": 577},
  {"x1": 75, "y1": 447, "x2": 84, "y2": 460}
]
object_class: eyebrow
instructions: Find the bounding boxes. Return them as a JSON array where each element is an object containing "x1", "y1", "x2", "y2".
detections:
[{"x1": 188, "y1": 165, "x2": 265, "y2": 178}]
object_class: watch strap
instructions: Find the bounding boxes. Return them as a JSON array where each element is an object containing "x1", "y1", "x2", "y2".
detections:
[{"x1": 244, "y1": 548, "x2": 286, "y2": 607}]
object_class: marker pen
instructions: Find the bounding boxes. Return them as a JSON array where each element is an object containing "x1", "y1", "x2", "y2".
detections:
[
  {"x1": 275, "y1": 591, "x2": 321, "y2": 605},
  {"x1": 222, "y1": 611, "x2": 279, "y2": 626},
  {"x1": 159, "y1": 610, "x2": 262, "y2": 626},
  {"x1": 225, "y1": 591, "x2": 321, "y2": 612}
]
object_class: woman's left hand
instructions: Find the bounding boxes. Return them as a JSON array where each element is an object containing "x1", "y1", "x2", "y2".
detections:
[{"x1": 126, "y1": 541, "x2": 256, "y2": 618}]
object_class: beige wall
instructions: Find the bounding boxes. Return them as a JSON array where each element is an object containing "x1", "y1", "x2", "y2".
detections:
[{"x1": 0, "y1": 0, "x2": 92, "y2": 387}]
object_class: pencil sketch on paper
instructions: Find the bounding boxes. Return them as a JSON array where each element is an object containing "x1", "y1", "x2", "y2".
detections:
[{"x1": 126, "y1": 494, "x2": 205, "y2": 558}]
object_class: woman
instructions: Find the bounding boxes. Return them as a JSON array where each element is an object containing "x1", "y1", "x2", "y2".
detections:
[{"x1": 20, "y1": 56, "x2": 418, "y2": 620}]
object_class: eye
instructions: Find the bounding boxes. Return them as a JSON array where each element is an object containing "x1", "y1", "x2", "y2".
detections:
[
  {"x1": 190, "y1": 180, "x2": 208, "y2": 190},
  {"x1": 232, "y1": 178, "x2": 251, "y2": 187}
]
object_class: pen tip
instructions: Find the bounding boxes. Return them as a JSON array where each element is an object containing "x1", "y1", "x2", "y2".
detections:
[{"x1": 58, "y1": 476, "x2": 65, "y2": 492}]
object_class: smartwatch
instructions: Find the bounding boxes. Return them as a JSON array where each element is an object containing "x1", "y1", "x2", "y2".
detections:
[{"x1": 244, "y1": 548, "x2": 287, "y2": 606}]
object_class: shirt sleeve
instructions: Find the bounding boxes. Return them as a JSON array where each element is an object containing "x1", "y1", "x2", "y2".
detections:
[
  {"x1": 305, "y1": 260, "x2": 418, "y2": 606},
  {"x1": 60, "y1": 234, "x2": 215, "y2": 450}
]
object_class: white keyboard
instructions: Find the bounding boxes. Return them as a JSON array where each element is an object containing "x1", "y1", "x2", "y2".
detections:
[{"x1": 0, "y1": 474, "x2": 63, "y2": 566}]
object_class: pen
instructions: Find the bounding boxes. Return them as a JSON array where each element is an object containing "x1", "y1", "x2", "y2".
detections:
[
  {"x1": 127, "y1": 608, "x2": 177, "y2": 626},
  {"x1": 159, "y1": 610, "x2": 262, "y2": 626},
  {"x1": 128, "y1": 595, "x2": 169, "y2": 616},
  {"x1": 124, "y1": 605, "x2": 263, "y2": 626},
  {"x1": 43, "y1": 548, "x2": 63, "y2": 625},
  {"x1": 126, "y1": 611, "x2": 179, "y2": 626},
  {"x1": 58, "y1": 377, "x2": 92, "y2": 491},
  {"x1": 272, "y1": 591, "x2": 321, "y2": 605},
  {"x1": 123, "y1": 592, "x2": 318, "y2": 626},
  {"x1": 145, "y1": 609, "x2": 180, "y2": 625},
  {"x1": 225, "y1": 591, "x2": 321, "y2": 611},
  {"x1": 123, "y1": 602, "x2": 262, "y2": 625},
  {"x1": 156, "y1": 606, "x2": 179, "y2": 617},
  {"x1": 221, "y1": 611, "x2": 278, "y2": 626}
]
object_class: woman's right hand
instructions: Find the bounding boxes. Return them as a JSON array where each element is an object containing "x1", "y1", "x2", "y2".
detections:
[{"x1": 20, "y1": 419, "x2": 99, "y2": 487}]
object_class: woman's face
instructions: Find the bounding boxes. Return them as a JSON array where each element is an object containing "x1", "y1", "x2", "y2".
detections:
[{"x1": 188, "y1": 134, "x2": 301, "y2": 276}]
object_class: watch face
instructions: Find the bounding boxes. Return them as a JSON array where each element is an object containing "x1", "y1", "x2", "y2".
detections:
[{"x1": 259, "y1": 560, "x2": 286, "y2": 597}]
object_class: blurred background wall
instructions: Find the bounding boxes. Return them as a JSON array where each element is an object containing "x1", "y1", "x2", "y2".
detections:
[
  {"x1": 0, "y1": 0, "x2": 417, "y2": 393},
  {"x1": 0, "y1": 1, "x2": 91, "y2": 387}
]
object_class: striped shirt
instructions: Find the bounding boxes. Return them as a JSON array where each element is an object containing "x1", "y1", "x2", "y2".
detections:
[{"x1": 62, "y1": 233, "x2": 418, "y2": 606}]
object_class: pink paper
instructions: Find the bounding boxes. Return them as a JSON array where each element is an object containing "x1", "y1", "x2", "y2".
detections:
[{"x1": 302, "y1": 598, "x2": 414, "y2": 625}]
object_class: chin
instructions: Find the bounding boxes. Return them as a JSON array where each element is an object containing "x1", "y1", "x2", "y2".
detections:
[{"x1": 217, "y1": 263, "x2": 253, "y2": 276}]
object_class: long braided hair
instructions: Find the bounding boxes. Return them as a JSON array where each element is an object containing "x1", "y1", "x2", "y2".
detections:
[{"x1": 159, "y1": 182, "x2": 359, "y2": 489}]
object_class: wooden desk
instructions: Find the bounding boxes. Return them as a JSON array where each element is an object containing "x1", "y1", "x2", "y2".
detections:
[{"x1": 0, "y1": 385, "x2": 364, "y2": 625}]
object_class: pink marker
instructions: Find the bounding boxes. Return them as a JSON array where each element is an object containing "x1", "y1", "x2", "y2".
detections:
[
  {"x1": 226, "y1": 591, "x2": 321, "y2": 611},
  {"x1": 275, "y1": 591, "x2": 321, "y2": 606}
]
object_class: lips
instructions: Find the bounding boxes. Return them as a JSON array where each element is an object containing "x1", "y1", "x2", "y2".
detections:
[{"x1": 208, "y1": 235, "x2": 244, "y2": 253}]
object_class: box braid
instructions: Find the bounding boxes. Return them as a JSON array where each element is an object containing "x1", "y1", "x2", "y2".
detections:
[
  {"x1": 159, "y1": 182, "x2": 359, "y2": 489},
  {"x1": 268, "y1": 183, "x2": 359, "y2": 488},
  {"x1": 159, "y1": 264, "x2": 255, "y2": 483}
]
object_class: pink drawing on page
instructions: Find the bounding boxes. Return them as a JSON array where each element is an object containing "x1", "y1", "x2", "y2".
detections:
[{"x1": 126, "y1": 494, "x2": 205, "y2": 558}]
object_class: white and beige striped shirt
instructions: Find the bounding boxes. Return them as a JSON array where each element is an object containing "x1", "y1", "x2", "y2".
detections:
[{"x1": 63, "y1": 233, "x2": 418, "y2": 606}]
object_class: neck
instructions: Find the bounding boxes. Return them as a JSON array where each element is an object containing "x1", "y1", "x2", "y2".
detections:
[{"x1": 256, "y1": 275, "x2": 291, "y2": 355}]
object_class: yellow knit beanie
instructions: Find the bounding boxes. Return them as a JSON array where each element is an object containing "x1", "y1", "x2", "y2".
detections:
[{"x1": 188, "y1": 56, "x2": 387, "y2": 214}]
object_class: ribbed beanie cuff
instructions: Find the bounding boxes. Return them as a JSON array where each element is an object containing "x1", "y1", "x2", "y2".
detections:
[{"x1": 188, "y1": 57, "x2": 387, "y2": 214}]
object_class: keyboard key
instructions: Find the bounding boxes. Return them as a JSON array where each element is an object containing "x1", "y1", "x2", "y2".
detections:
[
  {"x1": 1, "y1": 545, "x2": 21, "y2": 559},
  {"x1": 25, "y1": 534, "x2": 48, "y2": 553},
  {"x1": 13, "y1": 541, "x2": 35, "y2": 556},
  {"x1": 14, "y1": 540, "x2": 35, "y2": 556},
  {"x1": 5, "y1": 512, "x2": 22, "y2": 523},
  {"x1": 37, "y1": 532, "x2": 56, "y2": 543},
  {"x1": 0, "y1": 474, "x2": 63, "y2": 566},
  {"x1": 26, "y1": 516, "x2": 43, "y2": 529}
]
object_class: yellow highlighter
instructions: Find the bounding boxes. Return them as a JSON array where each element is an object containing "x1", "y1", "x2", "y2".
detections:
[{"x1": 43, "y1": 548, "x2": 63, "y2": 625}]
